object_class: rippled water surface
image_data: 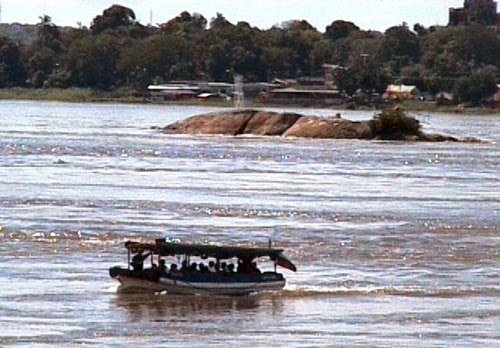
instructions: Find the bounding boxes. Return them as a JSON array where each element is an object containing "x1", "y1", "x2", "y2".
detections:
[{"x1": 0, "y1": 101, "x2": 498, "y2": 346}]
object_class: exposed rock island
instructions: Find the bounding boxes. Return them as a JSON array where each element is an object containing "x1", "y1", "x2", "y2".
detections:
[{"x1": 160, "y1": 109, "x2": 460, "y2": 142}]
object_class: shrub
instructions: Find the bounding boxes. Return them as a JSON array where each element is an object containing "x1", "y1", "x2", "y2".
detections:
[{"x1": 371, "y1": 107, "x2": 421, "y2": 135}]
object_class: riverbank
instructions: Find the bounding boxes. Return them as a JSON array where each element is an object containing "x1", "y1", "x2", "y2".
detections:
[
  {"x1": 0, "y1": 87, "x2": 145, "y2": 104},
  {"x1": 0, "y1": 87, "x2": 497, "y2": 115}
]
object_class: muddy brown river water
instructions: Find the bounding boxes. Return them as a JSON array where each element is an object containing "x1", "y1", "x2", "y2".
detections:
[{"x1": 0, "y1": 101, "x2": 498, "y2": 346}]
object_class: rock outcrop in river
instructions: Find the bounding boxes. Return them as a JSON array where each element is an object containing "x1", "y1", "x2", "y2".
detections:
[{"x1": 160, "y1": 109, "x2": 459, "y2": 142}]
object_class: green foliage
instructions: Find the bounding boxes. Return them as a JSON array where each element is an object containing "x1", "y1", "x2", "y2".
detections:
[
  {"x1": 0, "y1": 7, "x2": 498, "y2": 95},
  {"x1": 420, "y1": 26, "x2": 499, "y2": 93},
  {"x1": 0, "y1": 36, "x2": 25, "y2": 86},
  {"x1": 399, "y1": 64, "x2": 425, "y2": 90},
  {"x1": 453, "y1": 67, "x2": 497, "y2": 105},
  {"x1": 160, "y1": 11, "x2": 207, "y2": 35},
  {"x1": 383, "y1": 23, "x2": 419, "y2": 63},
  {"x1": 26, "y1": 47, "x2": 57, "y2": 87},
  {"x1": 325, "y1": 20, "x2": 359, "y2": 42},
  {"x1": 372, "y1": 107, "x2": 421, "y2": 136},
  {"x1": 66, "y1": 34, "x2": 120, "y2": 88},
  {"x1": 91, "y1": 5, "x2": 136, "y2": 34},
  {"x1": 336, "y1": 68, "x2": 359, "y2": 96},
  {"x1": 36, "y1": 15, "x2": 61, "y2": 52}
]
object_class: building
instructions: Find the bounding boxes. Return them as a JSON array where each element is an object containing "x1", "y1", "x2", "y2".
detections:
[
  {"x1": 322, "y1": 64, "x2": 346, "y2": 89},
  {"x1": 147, "y1": 84, "x2": 199, "y2": 101},
  {"x1": 487, "y1": 84, "x2": 500, "y2": 108},
  {"x1": 266, "y1": 87, "x2": 343, "y2": 105},
  {"x1": 449, "y1": 0, "x2": 499, "y2": 25},
  {"x1": 436, "y1": 92, "x2": 455, "y2": 106},
  {"x1": 385, "y1": 84, "x2": 420, "y2": 100}
]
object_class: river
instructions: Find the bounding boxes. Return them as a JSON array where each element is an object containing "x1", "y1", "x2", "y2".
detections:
[{"x1": 0, "y1": 101, "x2": 498, "y2": 346}]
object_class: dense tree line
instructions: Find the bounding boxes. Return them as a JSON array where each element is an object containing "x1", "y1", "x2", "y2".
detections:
[{"x1": 0, "y1": 5, "x2": 498, "y2": 104}]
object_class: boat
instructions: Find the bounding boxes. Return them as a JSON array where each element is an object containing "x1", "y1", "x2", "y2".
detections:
[{"x1": 109, "y1": 238, "x2": 297, "y2": 296}]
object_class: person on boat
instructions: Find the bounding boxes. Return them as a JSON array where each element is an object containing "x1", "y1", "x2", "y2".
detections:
[
  {"x1": 227, "y1": 263, "x2": 235, "y2": 273},
  {"x1": 220, "y1": 262, "x2": 228, "y2": 275},
  {"x1": 237, "y1": 258, "x2": 252, "y2": 274},
  {"x1": 180, "y1": 260, "x2": 189, "y2": 273},
  {"x1": 208, "y1": 261, "x2": 217, "y2": 273},
  {"x1": 131, "y1": 250, "x2": 151, "y2": 271},
  {"x1": 199, "y1": 262, "x2": 211, "y2": 273},
  {"x1": 251, "y1": 262, "x2": 261, "y2": 274},
  {"x1": 169, "y1": 263, "x2": 178, "y2": 275},
  {"x1": 189, "y1": 262, "x2": 198, "y2": 273},
  {"x1": 159, "y1": 259, "x2": 168, "y2": 276}
]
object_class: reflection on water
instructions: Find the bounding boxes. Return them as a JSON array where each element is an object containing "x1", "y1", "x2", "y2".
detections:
[
  {"x1": 0, "y1": 101, "x2": 498, "y2": 346},
  {"x1": 114, "y1": 293, "x2": 263, "y2": 319}
]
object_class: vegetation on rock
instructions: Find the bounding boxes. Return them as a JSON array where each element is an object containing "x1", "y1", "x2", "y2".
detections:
[{"x1": 370, "y1": 107, "x2": 421, "y2": 139}]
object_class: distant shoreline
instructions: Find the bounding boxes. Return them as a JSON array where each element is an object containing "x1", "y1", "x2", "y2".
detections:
[{"x1": 0, "y1": 87, "x2": 497, "y2": 115}]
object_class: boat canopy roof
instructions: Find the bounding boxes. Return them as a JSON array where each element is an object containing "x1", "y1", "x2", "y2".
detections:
[{"x1": 124, "y1": 239, "x2": 297, "y2": 271}]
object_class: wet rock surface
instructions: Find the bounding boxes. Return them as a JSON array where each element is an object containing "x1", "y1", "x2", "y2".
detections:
[{"x1": 161, "y1": 109, "x2": 461, "y2": 142}]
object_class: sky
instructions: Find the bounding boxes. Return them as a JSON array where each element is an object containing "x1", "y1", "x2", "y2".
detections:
[{"x1": 1, "y1": 0, "x2": 466, "y2": 32}]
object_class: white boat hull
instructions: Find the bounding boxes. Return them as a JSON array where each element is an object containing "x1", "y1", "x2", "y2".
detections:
[{"x1": 115, "y1": 274, "x2": 286, "y2": 296}]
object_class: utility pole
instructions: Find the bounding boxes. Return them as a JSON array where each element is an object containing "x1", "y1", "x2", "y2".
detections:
[
  {"x1": 234, "y1": 75, "x2": 244, "y2": 109},
  {"x1": 361, "y1": 53, "x2": 369, "y2": 66}
]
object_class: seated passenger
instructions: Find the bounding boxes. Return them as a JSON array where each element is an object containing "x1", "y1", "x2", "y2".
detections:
[
  {"x1": 208, "y1": 261, "x2": 217, "y2": 273},
  {"x1": 159, "y1": 259, "x2": 168, "y2": 276},
  {"x1": 227, "y1": 263, "x2": 235, "y2": 273},
  {"x1": 200, "y1": 262, "x2": 211, "y2": 273},
  {"x1": 180, "y1": 260, "x2": 189, "y2": 273},
  {"x1": 169, "y1": 263, "x2": 178, "y2": 275},
  {"x1": 190, "y1": 262, "x2": 198, "y2": 273},
  {"x1": 237, "y1": 259, "x2": 251, "y2": 273},
  {"x1": 251, "y1": 262, "x2": 261, "y2": 274}
]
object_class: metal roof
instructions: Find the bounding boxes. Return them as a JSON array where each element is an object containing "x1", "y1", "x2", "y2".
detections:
[{"x1": 124, "y1": 239, "x2": 297, "y2": 271}]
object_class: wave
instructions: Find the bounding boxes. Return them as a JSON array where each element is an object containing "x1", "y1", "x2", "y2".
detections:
[{"x1": 279, "y1": 284, "x2": 500, "y2": 298}]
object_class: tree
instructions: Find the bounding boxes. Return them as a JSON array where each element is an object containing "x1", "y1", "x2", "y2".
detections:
[
  {"x1": 66, "y1": 34, "x2": 120, "y2": 88},
  {"x1": 160, "y1": 11, "x2": 207, "y2": 36},
  {"x1": 117, "y1": 33, "x2": 195, "y2": 87},
  {"x1": 279, "y1": 20, "x2": 316, "y2": 32},
  {"x1": 420, "y1": 27, "x2": 469, "y2": 81},
  {"x1": 399, "y1": 64, "x2": 425, "y2": 91},
  {"x1": 209, "y1": 13, "x2": 234, "y2": 31},
  {"x1": 206, "y1": 39, "x2": 233, "y2": 81},
  {"x1": 310, "y1": 39, "x2": 334, "y2": 73},
  {"x1": 336, "y1": 68, "x2": 359, "y2": 96},
  {"x1": 0, "y1": 36, "x2": 25, "y2": 87},
  {"x1": 26, "y1": 47, "x2": 57, "y2": 87},
  {"x1": 261, "y1": 46, "x2": 297, "y2": 79},
  {"x1": 383, "y1": 23, "x2": 420, "y2": 64},
  {"x1": 453, "y1": 67, "x2": 497, "y2": 105},
  {"x1": 413, "y1": 23, "x2": 428, "y2": 37},
  {"x1": 325, "y1": 20, "x2": 360, "y2": 42},
  {"x1": 272, "y1": 21, "x2": 323, "y2": 77},
  {"x1": 36, "y1": 14, "x2": 61, "y2": 52},
  {"x1": 420, "y1": 25, "x2": 499, "y2": 93},
  {"x1": 91, "y1": 5, "x2": 136, "y2": 34}
]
